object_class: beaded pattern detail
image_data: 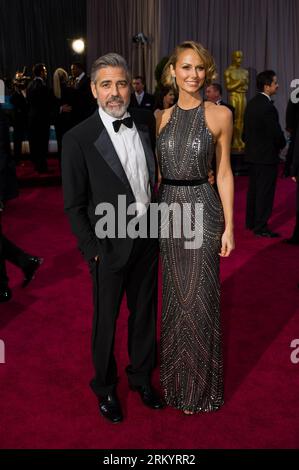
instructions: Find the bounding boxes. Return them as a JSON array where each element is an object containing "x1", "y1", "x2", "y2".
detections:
[{"x1": 157, "y1": 104, "x2": 224, "y2": 413}]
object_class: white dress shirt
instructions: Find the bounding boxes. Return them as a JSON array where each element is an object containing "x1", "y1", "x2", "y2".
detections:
[{"x1": 99, "y1": 107, "x2": 150, "y2": 216}]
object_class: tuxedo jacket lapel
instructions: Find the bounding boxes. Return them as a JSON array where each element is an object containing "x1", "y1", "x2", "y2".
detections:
[
  {"x1": 94, "y1": 127, "x2": 135, "y2": 201},
  {"x1": 93, "y1": 111, "x2": 155, "y2": 199}
]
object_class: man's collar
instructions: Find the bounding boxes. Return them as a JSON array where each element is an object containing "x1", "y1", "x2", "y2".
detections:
[
  {"x1": 98, "y1": 106, "x2": 130, "y2": 125},
  {"x1": 260, "y1": 92, "x2": 271, "y2": 101}
]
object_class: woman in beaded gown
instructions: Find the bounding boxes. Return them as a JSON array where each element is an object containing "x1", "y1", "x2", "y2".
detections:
[{"x1": 156, "y1": 41, "x2": 235, "y2": 414}]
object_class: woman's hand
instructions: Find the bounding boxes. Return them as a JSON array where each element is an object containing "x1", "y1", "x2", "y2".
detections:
[{"x1": 219, "y1": 228, "x2": 235, "y2": 257}]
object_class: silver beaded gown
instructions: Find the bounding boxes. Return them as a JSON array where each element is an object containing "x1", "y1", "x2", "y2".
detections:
[{"x1": 157, "y1": 103, "x2": 224, "y2": 412}]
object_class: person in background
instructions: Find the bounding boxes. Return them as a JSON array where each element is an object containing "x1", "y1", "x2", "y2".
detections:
[
  {"x1": 70, "y1": 62, "x2": 97, "y2": 125},
  {"x1": 129, "y1": 76, "x2": 155, "y2": 111},
  {"x1": 154, "y1": 86, "x2": 177, "y2": 118},
  {"x1": 53, "y1": 68, "x2": 75, "y2": 160},
  {"x1": 285, "y1": 98, "x2": 299, "y2": 245},
  {"x1": 0, "y1": 104, "x2": 42, "y2": 302},
  {"x1": 27, "y1": 63, "x2": 52, "y2": 174},
  {"x1": 243, "y1": 70, "x2": 286, "y2": 237},
  {"x1": 10, "y1": 71, "x2": 29, "y2": 163},
  {"x1": 205, "y1": 82, "x2": 235, "y2": 118}
]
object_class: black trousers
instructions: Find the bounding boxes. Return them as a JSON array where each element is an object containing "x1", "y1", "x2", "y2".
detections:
[
  {"x1": 0, "y1": 234, "x2": 30, "y2": 288},
  {"x1": 246, "y1": 163, "x2": 278, "y2": 232},
  {"x1": 89, "y1": 236, "x2": 159, "y2": 397},
  {"x1": 28, "y1": 120, "x2": 49, "y2": 173},
  {"x1": 290, "y1": 182, "x2": 299, "y2": 239}
]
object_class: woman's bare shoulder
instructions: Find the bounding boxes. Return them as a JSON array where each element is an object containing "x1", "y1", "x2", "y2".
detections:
[
  {"x1": 156, "y1": 105, "x2": 176, "y2": 135},
  {"x1": 205, "y1": 101, "x2": 232, "y2": 122}
]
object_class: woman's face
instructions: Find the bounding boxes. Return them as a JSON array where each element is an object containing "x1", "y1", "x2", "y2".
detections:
[
  {"x1": 163, "y1": 90, "x2": 176, "y2": 108},
  {"x1": 172, "y1": 48, "x2": 206, "y2": 95}
]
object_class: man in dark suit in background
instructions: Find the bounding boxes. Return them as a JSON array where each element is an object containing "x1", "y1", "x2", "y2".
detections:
[
  {"x1": 62, "y1": 53, "x2": 163, "y2": 424},
  {"x1": 70, "y1": 62, "x2": 97, "y2": 124},
  {"x1": 129, "y1": 75, "x2": 155, "y2": 111},
  {"x1": 27, "y1": 63, "x2": 52, "y2": 173},
  {"x1": 243, "y1": 70, "x2": 286, "y2": 237},
  {"x1": 286, "y1": 102, "x2": 299, "y2": 244},
  {"x1": 10, "y1": 71, "x2": 29, "y2": 163},
  {"x1": 205, "y1": 83, "x2": 235, "y2": 119}
]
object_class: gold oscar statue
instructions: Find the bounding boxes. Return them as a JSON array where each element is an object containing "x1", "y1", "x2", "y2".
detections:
[{"x1": 224, "y1": 51, "x2": 249, "y2": 151}]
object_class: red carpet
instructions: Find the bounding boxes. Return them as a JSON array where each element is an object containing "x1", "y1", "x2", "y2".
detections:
[{"x1": 0, "y1": 174, "x2": 299, "y2": 449}]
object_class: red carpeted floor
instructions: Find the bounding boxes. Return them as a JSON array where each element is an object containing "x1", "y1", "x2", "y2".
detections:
[{"x1": 0, "y1": 174, "x2": 299, "y2": 449}]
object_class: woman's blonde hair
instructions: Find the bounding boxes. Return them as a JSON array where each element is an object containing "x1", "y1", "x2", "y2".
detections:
[
  {"x1": 161, "y1": 40, "x2": 217, "y2": 91},
  {"x1": 53, "y1": 68, "x2": 68, "y2": 99}
]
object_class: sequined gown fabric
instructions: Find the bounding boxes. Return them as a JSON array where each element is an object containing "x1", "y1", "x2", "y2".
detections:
[{"x1": 157, "y1": 104, "x2": 224, "y2": 412}]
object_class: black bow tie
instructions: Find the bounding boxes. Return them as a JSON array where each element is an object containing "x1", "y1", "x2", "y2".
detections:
[{"x1": 112, "y1": 116, "x2": 133, "y2": 132}]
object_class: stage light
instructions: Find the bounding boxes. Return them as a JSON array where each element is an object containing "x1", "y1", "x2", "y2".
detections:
[{"x1": 72, "y1": 39, "x2": 85, "y2": 54}]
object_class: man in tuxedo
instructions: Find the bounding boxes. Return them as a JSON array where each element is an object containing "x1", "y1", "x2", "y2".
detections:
[
  {"x1": 70, "y1": 62, "x2": 97, "y2": 124},
  {"x1": 62, "y1": 53, "x2": 164, "y2": 424},
  {"x1": 283, "y1": 98, "x2": 299, "y2": 244},
  {"x1": 243, "y1": 70, "x2": 286, "y2": 237},
  {"x1": 286, "y1": 106, "x2": 299, "y2": 244},
  {"x1": 129, "y1": 75, "x2": 155, "y2": 111},
  {"x1": 27, "y1": 63, "x2": 51, "y2": 173},
  {"x1": 205, "y1": 83, "x2": 235, "y2": 119}
]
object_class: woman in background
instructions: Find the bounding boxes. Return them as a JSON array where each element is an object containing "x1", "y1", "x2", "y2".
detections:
[
  {"x1": 154, "y1": 86, "x2": 177, "y2": 118},
  {"x1": 53, "y1": 68, "x2": 75, "y2": 159}
]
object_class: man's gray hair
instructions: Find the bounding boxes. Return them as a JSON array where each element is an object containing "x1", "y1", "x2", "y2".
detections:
[{"x1": 91, "y1": 53, "x2": 130, "y2": 83}]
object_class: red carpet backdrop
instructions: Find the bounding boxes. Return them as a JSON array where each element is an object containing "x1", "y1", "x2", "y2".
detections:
[{"x1": 0, "y1": 174, "x2": 298, "y2": 449}]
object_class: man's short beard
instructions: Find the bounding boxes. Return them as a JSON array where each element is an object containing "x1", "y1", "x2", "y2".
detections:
[{"x1": 100, "y1": 98, "x2": 129, "y2": 118}]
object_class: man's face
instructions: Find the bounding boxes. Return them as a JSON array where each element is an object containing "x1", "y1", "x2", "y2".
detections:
[
  {"x1": 41, "y1": 66, "x2": 47, "y2": 80},
  {"x1": 132, "y1": 78, "x2": 144, "y2": 93},
  {"x1": 265, "y1": 76, "x2": 279, "y2": 96},
  {"x1": 91, "y1": 66, "x2": 131, "y2": 118},
  {"x1": 71, "y1": 64, "x2": 80, "y2": 78},
  {"x1": 205, "y1": 85, "x2": 220, "y2": 103}
]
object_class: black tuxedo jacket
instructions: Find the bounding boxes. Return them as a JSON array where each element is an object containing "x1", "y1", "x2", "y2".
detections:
[
  {"x1": 26, "y1": 78, "x2": 52, "y2": 124},
  {"x1": 61, "y1": 109, "x2": 156, "y2": 269},
  {"x1": 243, "y1": 93, "x2": 286, "y2": 164},
  {"x1": 129, "y1": 92, "x2": 155, "y2": 111}
]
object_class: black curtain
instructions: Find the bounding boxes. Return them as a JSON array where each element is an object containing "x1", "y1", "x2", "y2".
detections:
[{"x1": 0, "y1": 0, "x2": 86, "y2": 80}]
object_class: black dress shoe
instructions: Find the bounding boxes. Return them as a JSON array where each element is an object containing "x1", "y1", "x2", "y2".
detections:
[
  {"x1": 0, "y1": 287, "x2": 12, "y2": 302},
  {"x1": 130, "y1": 384, "x2": 165, "y2": 409},
  {"x1": 254, "y1": 229, "x2": 280, "y2": 238},
  {"x1": 22, "y1": 257, "x2": 43, "y2": 288},
  {"x1": 283, "y1": 237, "x2": 299, "y2": 245},
  {"x1": 99, "y1": 393, "x2": 123, "y2": 423}
]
